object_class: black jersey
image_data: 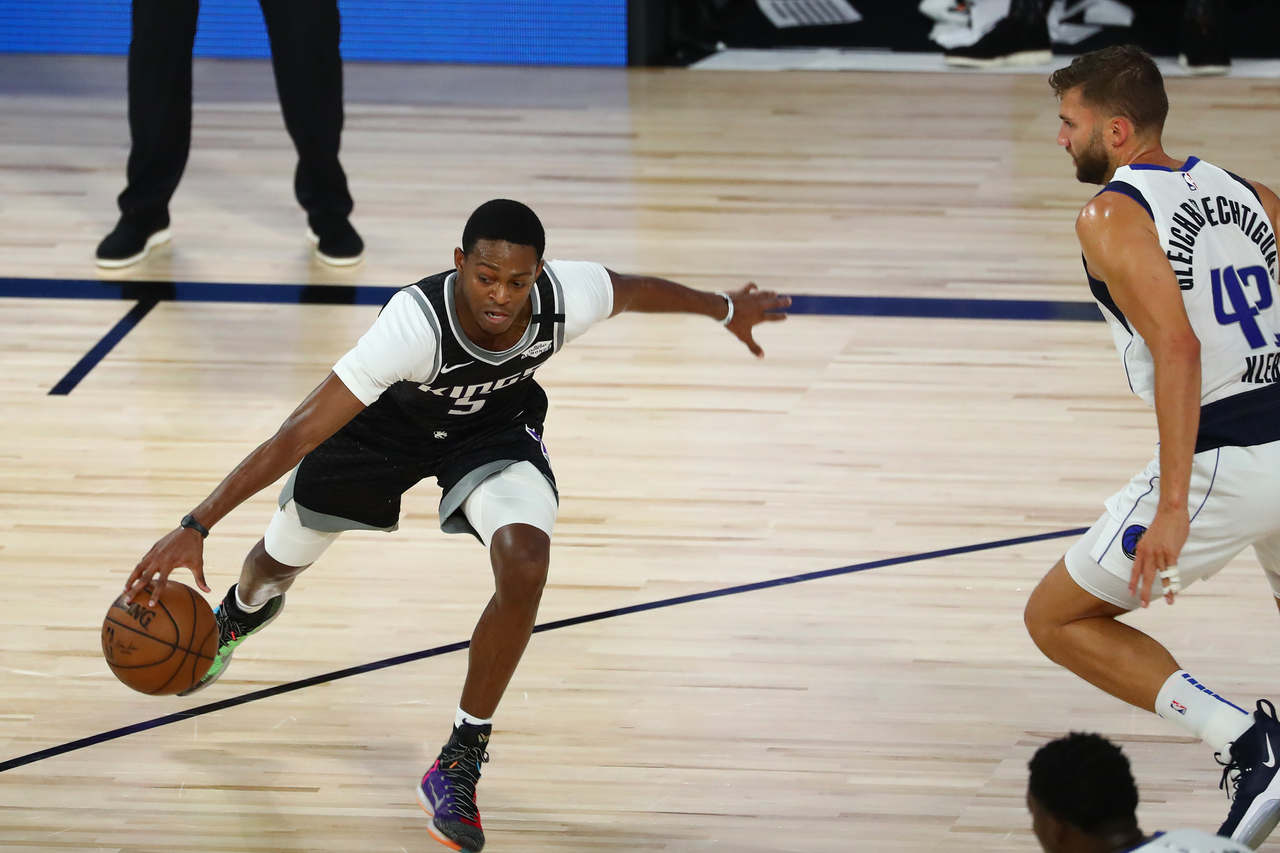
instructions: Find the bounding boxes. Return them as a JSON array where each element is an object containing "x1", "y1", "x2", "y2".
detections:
[{"x1": 351, "y1": 268, "x2": 566, "y2": 440}]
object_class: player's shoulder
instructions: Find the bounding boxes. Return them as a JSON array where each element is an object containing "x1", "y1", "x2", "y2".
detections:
[
  {"x1": 542, "y1": 259, "x2": 611, "y2": 291},
  {"x1": 1076, "y1": 190, "x2": 1129, "y2": 235}
]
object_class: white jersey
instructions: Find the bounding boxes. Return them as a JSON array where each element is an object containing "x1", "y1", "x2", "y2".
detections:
[
  {"x1": 1090, "y1": 157, "x2": 1279, "y2": 411},
  {"x1": 1127, "y1": 828, "x2": 1253, "y2": 852}
]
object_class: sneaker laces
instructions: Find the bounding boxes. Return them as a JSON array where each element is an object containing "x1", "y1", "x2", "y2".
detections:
[
  {"x1": 1217, "y1": 700, "x2": 1280, "y2": 799},
  {"x1": 438, "y1": 741, "x2": 490, "y2": 821},
  {"x1": 217, "y1": 594, "x2": 276, "y2": 644},
  {"x1": 1218, "y1": 749, "x2": 1244, "y2": 800}
]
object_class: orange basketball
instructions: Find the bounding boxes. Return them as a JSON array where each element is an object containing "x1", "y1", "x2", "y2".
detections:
[{"x1": 101, "y1": 581, "x2": 218, "y2": 695}]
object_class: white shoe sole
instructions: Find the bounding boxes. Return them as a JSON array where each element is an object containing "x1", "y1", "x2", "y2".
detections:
[
  {"x1": 307, "y1": 228, "x2": 364, "y2": 267},
  {"x1": 1232, "y1": 775, "x2": 1280, "y2": 849},
  {"x1": 95, "y1": 227, "x2": 172, "y2": 269},
  {"x1": 946, "y1": 49, "x2": 1052, "y2": 68}
]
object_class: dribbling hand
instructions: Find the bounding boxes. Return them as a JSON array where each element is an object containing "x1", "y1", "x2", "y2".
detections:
[
  {"x1": 725, "y1": 283, "x2": 790, "y2": 358},
  {"x1": 124, "y1": 527, "x2": 212, "y2": 606}
]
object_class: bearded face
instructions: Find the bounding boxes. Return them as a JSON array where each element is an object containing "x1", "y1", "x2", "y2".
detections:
[{"x1": 1072, "y1": 127, "x2": 1111, "y2": 185}]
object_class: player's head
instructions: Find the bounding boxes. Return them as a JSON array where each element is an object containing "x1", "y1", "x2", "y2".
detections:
[
  {"x1": 1049, "y1": 45, "x2": 1168, "y2": 185},
  {"x1": 1027, "y1": 733, "x2": 1141, "y2": 853},
  {"x1": 453, "y1": 199, "x2": 546, "y2": 342},
  {"x1": 462, "y1": 198, "x2": 545, "y2": 260}
]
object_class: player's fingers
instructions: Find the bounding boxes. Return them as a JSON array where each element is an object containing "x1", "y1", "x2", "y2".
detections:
[
  {"x1": 764, "y1": 311, "x2": 787, "y2": 322},
  {"x1": 743, "y1": 282, "x2": 758, "y2": 294},
  {"x1": 743, "y1": 330, "x2": 764, "y2": 358},
  {"x1": 190, "y1": 555, "x2": 211, "y2": 594},
  {"x1": 147, "y1": 568, "x2": 173, "y2": 607}
]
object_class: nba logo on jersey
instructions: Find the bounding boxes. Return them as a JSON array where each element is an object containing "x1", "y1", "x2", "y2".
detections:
[
  {"x1": 1182, "y1": 171, "x2": 1198, "y2": 192},
  {"x1": 1170, "y1": 699, "x2": 1188, "y2": 715}
]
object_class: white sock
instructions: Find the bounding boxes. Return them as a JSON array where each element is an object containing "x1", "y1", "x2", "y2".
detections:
[
  {"x1": 1155, "y1": 670, "x2": 1253, "y2": 755},
  {"x1": 455, "y1": 707, "x2": 492, "y2": 729},
  {"x1": 234, "y1": 584, "x2": 266, "y2": 614}
]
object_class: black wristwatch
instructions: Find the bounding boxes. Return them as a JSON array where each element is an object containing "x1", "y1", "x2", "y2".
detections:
[{"x1": 180, "y1": 513, "x2": 210, "y2": 539}]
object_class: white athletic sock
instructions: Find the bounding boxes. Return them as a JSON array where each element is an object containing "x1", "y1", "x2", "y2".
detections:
[
  {"x1": 233, "y1": 584, "x2": 267, "y2": 614},
  {"x1": 1155, "y1": 670, "x2": 1253, "y2": 755},
  {"x1": 455, "y1": 707, "x2": 493, "y2": 729}
]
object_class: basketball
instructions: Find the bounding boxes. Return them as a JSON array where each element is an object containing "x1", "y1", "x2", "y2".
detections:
[{"x1": 101, "y1": 581, "x2": 218, "y2": 695}]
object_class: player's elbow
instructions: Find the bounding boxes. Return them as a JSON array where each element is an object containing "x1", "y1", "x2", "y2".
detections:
[{"x1": 1152, "y1": 329, "x2": 1200, "y2": 364}]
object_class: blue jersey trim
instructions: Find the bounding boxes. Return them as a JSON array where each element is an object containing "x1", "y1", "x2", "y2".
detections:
[
  {"x1": 1100, "y1": 181, "x2": 1155, "y2": 221},
  {"x1": 1127, "y1": 156, "x2": 1199, "y2": 172},
  {"x1": 1225, "y1": 169, "x2": 1263, "y2": 205},
  {"x1": 1196, "y1": 383, "x2": 1280, "y2": 452}
]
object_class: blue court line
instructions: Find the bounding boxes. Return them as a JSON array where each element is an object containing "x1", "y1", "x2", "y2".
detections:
[
  {"x1": 0, "y1": 525, "x2": 1086, "y2": 774},
  {"x1": 0, "y1": 276, "x2": 1104, "y2": 321},
  {"x1": 48, "y1": 298, "x2": 158, "y2": 395}
]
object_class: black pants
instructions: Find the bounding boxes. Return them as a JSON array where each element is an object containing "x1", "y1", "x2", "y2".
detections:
[{"x1": 118, "y1": 0, "x2": 353, "y2": 229}]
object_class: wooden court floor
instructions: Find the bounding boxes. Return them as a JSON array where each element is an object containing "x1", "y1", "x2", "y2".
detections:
[{"x1": 2, "y1": 55, "x2": 1280, "y2": 851}]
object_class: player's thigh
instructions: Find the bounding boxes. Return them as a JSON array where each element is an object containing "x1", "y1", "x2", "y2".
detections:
[
  {"x1": 1064, "y1": 447, "x2": 1260, "y2": 609},
  {"x1": 460, "y1": 461, "x2": 558, "y2": 549}
]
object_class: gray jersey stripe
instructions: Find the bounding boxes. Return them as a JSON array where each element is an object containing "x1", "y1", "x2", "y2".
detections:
[
  {"x1": 403, "y1": 284, "x2": 444, "y2": 383},
  {"x1": 544, "y1": 263, "x2": 567, "y2": 353}
]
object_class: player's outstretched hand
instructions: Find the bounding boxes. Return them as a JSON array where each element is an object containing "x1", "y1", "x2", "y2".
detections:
[
  {"x1": 124, "y1": 527, "x2": 211, "y2": 606},
  {"x1": 1128, "y1": 505, "x2": 1190, "y2": 607},
  {"x1": 726, "y1": 282, "x2": 790, "y2": 358}
]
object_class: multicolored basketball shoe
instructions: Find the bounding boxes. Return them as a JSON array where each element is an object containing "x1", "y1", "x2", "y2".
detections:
[
  {"x1": 178, "y1": 584, "x2": 285, "y2": 696},
  {"x1": 416, "y1": 723, "x2": 491, "y2": 852},
  {"x1": 1218, "y1": 699, "x2": 1280, "y2": 847}
]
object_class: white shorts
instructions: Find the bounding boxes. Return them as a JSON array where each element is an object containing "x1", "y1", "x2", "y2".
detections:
[
  {"x1": 1065, "y1": 439, "x2": 1280, "y2": 609},
  {"x1": 263, "y1": 460, "x2": 558, "y2": 566}
]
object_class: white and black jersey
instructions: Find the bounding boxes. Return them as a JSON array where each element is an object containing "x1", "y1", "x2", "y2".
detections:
[
  {"x1": 281, "y1": 260, "x2": 613, "y2": 537},
  {"x1": 1088, "y1": 157, "x2": 1280, "y2": 451},
  {"x1": 334, "y1": 260, "x2": 613, "y2": 437}
]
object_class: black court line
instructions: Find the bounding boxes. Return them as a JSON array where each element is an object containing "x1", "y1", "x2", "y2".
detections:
[
  {"x1": 0, "y1": 276, "x2": 1103, "y2": 321},
  {"x1": 0, "y1": 525, "x2": 1086, "y2": 774},
  {"x1": 48, "y1": 298, "x2": 158, "y2": 395},
  {"x1": 4, "y1": 276, "x2": 1101, "y2": 393}
]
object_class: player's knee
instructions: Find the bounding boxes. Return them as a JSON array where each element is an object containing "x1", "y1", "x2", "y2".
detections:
[
  {"x1": 490, "y1": 526, "x2": 549, "y2": 604},
  {"x1": 247, "y1": 538, "x2": 308, "y2": 582},
  {"x1": 1023, "y1": 582, "x2": 1070, "y2": 660}
]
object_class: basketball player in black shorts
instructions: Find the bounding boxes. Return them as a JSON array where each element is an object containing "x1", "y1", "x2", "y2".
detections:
[{"x1": 124, "y1": 199, "x2": 790, "y2": 852}]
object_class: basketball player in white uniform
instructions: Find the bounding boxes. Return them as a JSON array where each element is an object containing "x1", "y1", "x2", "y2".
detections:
[
  {"x1": 123, "y1": 199, "x2": 790, "y2": 853},
  {"x1": 1023, "y1": 46, "x2": 1280, "y2": 849},
  {"x1": 1029, "y1": 733, "x2": 1254, "y2": 853}
]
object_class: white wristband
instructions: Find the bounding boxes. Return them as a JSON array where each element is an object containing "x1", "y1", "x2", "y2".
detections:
[{"x1": 714, "y1": 291, "x2": 734, "y2": 326}]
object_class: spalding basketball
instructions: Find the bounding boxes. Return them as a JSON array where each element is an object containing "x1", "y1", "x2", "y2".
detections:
[{"x1": 102, "y1": 581, "x2": 217, "y2": 695}]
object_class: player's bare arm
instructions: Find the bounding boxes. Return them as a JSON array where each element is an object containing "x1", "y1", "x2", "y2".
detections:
[
  {"x1": 125, "y1": 373, "x2": 366, "y2": 603},
  {"x1": 1077, "y1": 192, "x2": 1201, "y2": 607},
  {"x1": 606, "y1": 270, "x2": 790, "y2": 357}
]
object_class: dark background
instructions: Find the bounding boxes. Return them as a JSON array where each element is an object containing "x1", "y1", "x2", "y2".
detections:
[{"x1": 633, "y1": 0, "x2": 1280, "y2": 65}]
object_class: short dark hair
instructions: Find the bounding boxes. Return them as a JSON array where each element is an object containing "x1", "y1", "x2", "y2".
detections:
[
  {"x1": 1028, "y1": 733, "x2": 1139, "y2": 834},
  {"x1": 1049, "y1": 45, "x2": 1168, "y2": 136},
  {"x1": 461, "y1": 199, "x2": 545, "y2": 259}
]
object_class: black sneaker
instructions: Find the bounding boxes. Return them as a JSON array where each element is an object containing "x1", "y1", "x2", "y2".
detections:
[
  {"x1": 416, "y1": 723, "x2": 491, "y2": 852},
  {"x1": 307, "y1": 218, "x2": 364, "y2": 267},
  {"x1": 178, "y1": 584, "x2": 285, "y2": 696},
  {"x1": 945, "y1": 12, "x2": 1051, "y2": 68},
  {"x1": 1218, "y1": 700, "x2": 1280, "y2": 847},
  {"x1": 95, "y1": 215, "x2": 171, "y2": 269},
  {"x1": 1179, "y1": 0, "x2": 1230, "y2": 76}
]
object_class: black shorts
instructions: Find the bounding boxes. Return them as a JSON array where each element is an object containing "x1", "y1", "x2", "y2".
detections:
[{"x1": 280, "y1": 403, "x2": 557, "y2": 541}]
